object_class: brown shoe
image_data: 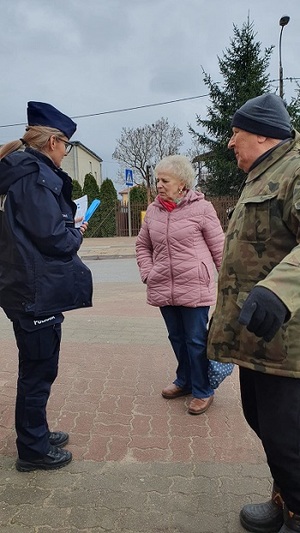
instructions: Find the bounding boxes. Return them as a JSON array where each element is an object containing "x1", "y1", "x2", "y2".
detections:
[
  {"x1": 188, "y1": 396, "x2": 214, "y2": 415},
  {"x1": 162, "y1": 384, "x2": 191, "y2": 399}
]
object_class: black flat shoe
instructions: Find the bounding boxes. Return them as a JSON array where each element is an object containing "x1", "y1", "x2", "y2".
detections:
[
  {"x1": 16, "y1": 445, "x2": 72, "y2": 472},
  {"x1": 49, "y1": 431, "x2": 69, "y2": 447}
]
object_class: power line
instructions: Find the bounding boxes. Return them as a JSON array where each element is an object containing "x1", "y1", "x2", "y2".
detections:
[
  {"x1": 1, "y1": 81, "x2": 299, "y2": 130},
  {"x1": 71, "y1": 94, "x2": 210, "y2": 119},
  {"x1": 0, "y1": 94, "x2": 210, "y2": 129},
  {"x1": 270, "y1": 77, "x2": 300, "y2": 83}
]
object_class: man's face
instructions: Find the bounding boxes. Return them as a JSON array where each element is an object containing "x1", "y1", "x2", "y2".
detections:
[{"x1": 228, "y1": 128, "x2": 261, "y2": 172}]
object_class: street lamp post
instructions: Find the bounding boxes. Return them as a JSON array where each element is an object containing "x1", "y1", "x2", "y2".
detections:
[{"x1": 279, "y1": 15, "x2": 290, "y2": 98}]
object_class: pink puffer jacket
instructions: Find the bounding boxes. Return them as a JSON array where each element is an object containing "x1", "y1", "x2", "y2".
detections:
[{"x1": 136, "y1": 190, "x2": 225, "y2": 308}]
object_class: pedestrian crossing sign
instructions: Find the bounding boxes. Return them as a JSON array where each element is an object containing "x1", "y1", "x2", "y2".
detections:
[{"x1": 125, "y1": 169, "x2": 134, "y2": 187}]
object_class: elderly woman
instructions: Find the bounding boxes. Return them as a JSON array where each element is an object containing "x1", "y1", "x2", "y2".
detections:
[
  {"x1": 0, "y1": 101, "x2": 92, "y2": 471},
  {"x1": 136, "y1": 155, "x2": 224, "y2": 415}
]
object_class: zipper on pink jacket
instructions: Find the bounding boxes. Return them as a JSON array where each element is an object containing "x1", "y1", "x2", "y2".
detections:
[{"x1": 166, "y1": 211, "x2": 175, "y2": 306}]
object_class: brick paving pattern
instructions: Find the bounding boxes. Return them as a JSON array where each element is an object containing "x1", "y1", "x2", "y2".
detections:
[{"x1": 0, "y1": 238, "x2": 271, "y2": 533}]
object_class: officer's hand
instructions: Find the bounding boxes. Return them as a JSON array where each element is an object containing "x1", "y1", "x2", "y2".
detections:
[
  {"x1": 238, "y1": 286, "x2": 289, "y2": 342},
  {"x1": 79, "y1": 221, "x2": 88, "y2": 235}
]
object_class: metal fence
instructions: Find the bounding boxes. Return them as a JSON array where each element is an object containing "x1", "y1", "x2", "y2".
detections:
[
  {"x1": 114, "y1": 196, "x2": 238, "y2": 237},
  {"x1": 115, "y1": 202, "x2": 147, "y2": 236},
  {"x1": 206, "y1": 196, "x2": 238, "y2": 232},
  {"x1": 86, "y1": 198, "x2": 239, "y2": 238}
]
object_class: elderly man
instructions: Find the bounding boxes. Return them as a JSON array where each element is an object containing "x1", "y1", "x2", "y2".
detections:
[{"x1": 208, "y1": 93, "x2": 300, "y2": 533}]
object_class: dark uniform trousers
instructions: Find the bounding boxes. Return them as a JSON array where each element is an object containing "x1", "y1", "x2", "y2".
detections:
[
  {"x1": 12, "y1": 317, "x2": 62, "y2": 460},
  {"x1": 239, "y1": 366, "x2": 300, "y2": 514}
]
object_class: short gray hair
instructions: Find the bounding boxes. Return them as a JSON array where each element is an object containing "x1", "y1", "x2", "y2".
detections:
[{"x1": 154, "y1": 155, "x2": 195, "y2": 189}]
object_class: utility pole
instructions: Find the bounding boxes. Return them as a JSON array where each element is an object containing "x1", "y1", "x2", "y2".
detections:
[{"x1": 146, "y1": 165, "x2": 152, "y2": 205}]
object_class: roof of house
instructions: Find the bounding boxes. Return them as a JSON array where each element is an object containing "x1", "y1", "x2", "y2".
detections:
[
  {"x1": 71, "y1": 141, "x2": 103, "y2": 162},
  {"x1": 192, "y1": 151, "x2": 213, "y2": 163}
]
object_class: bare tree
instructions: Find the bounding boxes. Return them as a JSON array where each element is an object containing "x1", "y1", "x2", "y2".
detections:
[
  {"x1": 112, "y1": 117, "x2": 183, "y2": 203},
  {"x1": 152, "y1": 117, "x2": 183, "y2": 160}
]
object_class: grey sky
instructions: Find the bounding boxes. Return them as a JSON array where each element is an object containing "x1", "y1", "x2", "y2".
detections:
[{"x1": 0, "y1": 0, "x2": 299, "y2": 189}]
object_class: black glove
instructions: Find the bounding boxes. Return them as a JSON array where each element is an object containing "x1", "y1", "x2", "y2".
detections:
[{"x1": 238, "y1": 286, "x2": 289, "y2": 343}]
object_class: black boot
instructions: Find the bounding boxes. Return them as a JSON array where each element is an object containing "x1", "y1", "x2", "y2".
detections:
[
  {"x1": 240, "y1": 483, "x2": 284, "y2": 532},
  {"x1": 16, "y1": 445, "x2": 72, "y2": 472},
  {"x1": 279, "y1": 505, "x2": 300, "y2": 532}
]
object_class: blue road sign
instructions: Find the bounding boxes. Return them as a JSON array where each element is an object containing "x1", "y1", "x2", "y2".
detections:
[{"x1": 125, "y1": 169, "x2": 134, "y2": 187}]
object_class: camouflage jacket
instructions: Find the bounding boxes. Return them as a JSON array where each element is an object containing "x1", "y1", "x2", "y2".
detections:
[{"x1": 207, "y1": 130, "x2": 300, "y2": 377}]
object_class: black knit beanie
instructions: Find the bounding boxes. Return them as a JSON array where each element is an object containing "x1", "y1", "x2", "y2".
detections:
[{"x1": 231, "y1": 94, "x2": 292, "y2": 139}]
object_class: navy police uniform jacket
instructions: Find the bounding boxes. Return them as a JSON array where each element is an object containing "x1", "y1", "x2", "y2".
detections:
[{"x1": 0, "y1": 148, "x2": 93, "y2": 317}]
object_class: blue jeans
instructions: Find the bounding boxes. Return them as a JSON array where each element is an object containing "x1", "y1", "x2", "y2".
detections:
[{"x1": 160, "y1": 306, "x2": 213, "y2": 399}]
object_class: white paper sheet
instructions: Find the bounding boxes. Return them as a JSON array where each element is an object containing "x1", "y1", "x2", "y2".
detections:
[{"x1": 73, "y1": 195, "x2": 88, "y2": 228}]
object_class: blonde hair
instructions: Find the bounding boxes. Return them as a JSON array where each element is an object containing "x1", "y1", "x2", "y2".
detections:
[
  {"x1": 154, "y1": 155, "x2": 195, "y2": 189},
  {"x1": 0, "y1": 125, "x2": 65, "y2": 160}
]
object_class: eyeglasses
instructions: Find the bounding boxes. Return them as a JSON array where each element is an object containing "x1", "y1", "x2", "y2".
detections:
[{"x1": 56, "y1": 137, "x2": 73, "y2": 154}]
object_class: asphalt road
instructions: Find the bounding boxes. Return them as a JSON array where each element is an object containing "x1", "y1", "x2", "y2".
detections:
[{"x1": 85, "y1": 258, "x2": 140, "y2": 283}]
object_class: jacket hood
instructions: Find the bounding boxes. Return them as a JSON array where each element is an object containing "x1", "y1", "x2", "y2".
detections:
[
  {"x1": 0, "y1": 150, "x2": 39, "y2": 195},
  {"x1": 0, "y1": 148, "x2": 66, "y2": 195}
]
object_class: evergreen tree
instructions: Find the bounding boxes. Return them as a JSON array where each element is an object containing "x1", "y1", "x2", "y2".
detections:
[
  {"x1": 190, "y1": 18, "x2": 273, "y2": 196},
  {"x1": 129, "y1": 184, "x2": 148, "y2": 205},
  {"x1": 99, "y1": 179, "x2": 118, "y2": 237},
  {"x1": 82, "y1": 173, "x2": 101, "y2": 237},
  {"x1": 71, "y1": 179, "x2": 83, "y2": 201},
  {"x1": 287, "y1": 84, "x2": 300, "y2": 131}
]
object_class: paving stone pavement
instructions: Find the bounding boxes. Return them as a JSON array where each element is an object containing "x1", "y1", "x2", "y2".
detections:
[{"x1": 0, "y1": 238, "x2": 271, "y2": 532}]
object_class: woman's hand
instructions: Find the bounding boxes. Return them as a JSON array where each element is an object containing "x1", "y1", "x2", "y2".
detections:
[
  {"x1": 79, "y1": 221, "x2": 88, "y2": 235},
  {"x1": 75, "y1": 216, "x2": 88, "y2": 235}
]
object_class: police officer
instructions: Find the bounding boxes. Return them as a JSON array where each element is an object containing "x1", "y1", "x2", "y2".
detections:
[{"x1": 0, "y1": 101, "x2": 93, "y2": 471}]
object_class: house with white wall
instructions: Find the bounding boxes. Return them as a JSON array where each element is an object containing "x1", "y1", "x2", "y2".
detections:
[{"x1": 61, "y1": 141, "x2": 103, "y2": 187}]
